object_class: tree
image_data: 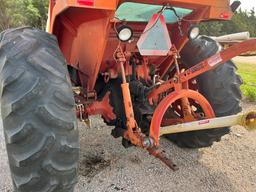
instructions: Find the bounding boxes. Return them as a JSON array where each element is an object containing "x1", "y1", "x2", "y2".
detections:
[
  {"x1": 0, "y1": 0, "x2": 48, "y2": 31},
  {"x1": 0, "y1": 0, "x2": 15, "y2": 31},
  {"x1": 200, "y1": 8, "x2": 256, "y2": 37},
  {"x1": 19, "y1": 0, "x2": 49, "y2": 29},
  {"x1": 1, "y1": 1, "x2": 256, "y2": 37},
  {"x1": 200, "y1": 21, "x2": 224, "y2": 36}
]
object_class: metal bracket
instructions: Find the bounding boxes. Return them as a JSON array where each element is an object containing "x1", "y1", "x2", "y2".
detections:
[{"x1": 147, "y1": 147, "x2": 178, "y2": 171}]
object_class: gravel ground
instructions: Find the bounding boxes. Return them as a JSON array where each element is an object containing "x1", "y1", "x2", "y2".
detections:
[{"x1": 1, "y1": 101, "x2": 255, "y2": 192}]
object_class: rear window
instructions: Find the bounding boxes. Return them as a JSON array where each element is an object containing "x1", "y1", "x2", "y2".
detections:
[{"x1": 115, "y1": 2, "x2": 192, "y2": 23}]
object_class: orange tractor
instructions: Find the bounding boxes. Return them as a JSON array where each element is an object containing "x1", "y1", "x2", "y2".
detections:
[{"x1": 0, "y1": 0, "x2": 256, "y2": 191}]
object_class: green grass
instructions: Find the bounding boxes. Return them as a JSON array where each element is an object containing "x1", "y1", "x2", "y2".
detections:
[{"x1": 236, "y1": 62, "x2": 256, "y2": 102}]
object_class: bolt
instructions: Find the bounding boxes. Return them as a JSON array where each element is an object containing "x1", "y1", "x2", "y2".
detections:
[
  {"x1": 143, "y1": 137, "x2": 154, "y2": 148},
  {"x1": 173, "y1": 77, "x2": 178, "y2": 83}
]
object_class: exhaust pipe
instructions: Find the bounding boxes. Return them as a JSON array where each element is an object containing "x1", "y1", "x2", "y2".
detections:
[{"x1": 160, "y1": 111, "x2": 256, "y2": 136}]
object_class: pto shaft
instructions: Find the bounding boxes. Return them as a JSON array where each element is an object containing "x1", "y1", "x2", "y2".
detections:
[{"x1": 160, "y1": 111, "x2": 256, "y2": 136}]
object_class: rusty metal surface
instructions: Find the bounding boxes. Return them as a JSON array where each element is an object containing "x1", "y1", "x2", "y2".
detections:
[
  {"x1": 86, "y1": 92, "x2": 116, "y2": 122},
  {"x1": 147, "y1": 147, "x2": 178, "y2": 171}
]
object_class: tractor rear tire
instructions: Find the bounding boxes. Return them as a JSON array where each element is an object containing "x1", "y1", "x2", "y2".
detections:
[
  {"x1": 166, "y1": 36, "x2": 242, "y2": 148},
  {"x1": 0, "y1": 27, "x2": 79, "y2": 192}
]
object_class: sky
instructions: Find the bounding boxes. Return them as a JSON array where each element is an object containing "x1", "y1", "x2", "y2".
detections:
[{"x1": 236, "y1": 0, "x2": 256, "y2": 11}]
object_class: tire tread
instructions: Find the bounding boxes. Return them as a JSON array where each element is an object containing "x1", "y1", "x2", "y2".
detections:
[{"x1": 0, "y1": 27, "x2": 79, "y2": 192}]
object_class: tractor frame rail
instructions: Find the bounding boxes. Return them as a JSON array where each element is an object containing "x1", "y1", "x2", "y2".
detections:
[{"x1": 160, "y1": 111, "x2": 256, "y2": 136}]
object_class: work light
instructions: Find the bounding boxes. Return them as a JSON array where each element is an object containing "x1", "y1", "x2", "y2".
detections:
[
  {"x1": 188, "y1": 26, "x2": 200, "y2": 40},
  {"x1": 117, "y1": 25, "x2": 133, "y2": 42}
]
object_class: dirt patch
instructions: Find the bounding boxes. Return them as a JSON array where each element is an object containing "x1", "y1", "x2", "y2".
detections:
[
  {"x1": 80, "y1": 154, "x2": 111, "y2": 178},
  {"x1": 129, "y1": 155, "x2": 142, "y2": 164},
  {"x1": 79, "y1": 148, "x2": 114, "y2": 180},
  {"x1": 108, "y1": 184, "x2": 125, "y2": 191}
]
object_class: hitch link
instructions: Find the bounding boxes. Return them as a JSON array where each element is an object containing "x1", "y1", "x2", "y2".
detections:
[{"x1": 116, "y1": 46, "x2": 149, "y2": 148}]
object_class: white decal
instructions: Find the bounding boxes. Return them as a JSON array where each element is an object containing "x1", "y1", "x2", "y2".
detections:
[{"x1": 208, "y1": 53, "x2": 222, "y2": 67}]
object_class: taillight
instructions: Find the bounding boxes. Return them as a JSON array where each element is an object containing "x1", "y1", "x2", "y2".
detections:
[
  {"x1": 220, "y1": 12, "x2": 231, "y2": 19},
  {"x1": 77, "y1": 0, "x2": 94, "y2": 6}
]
